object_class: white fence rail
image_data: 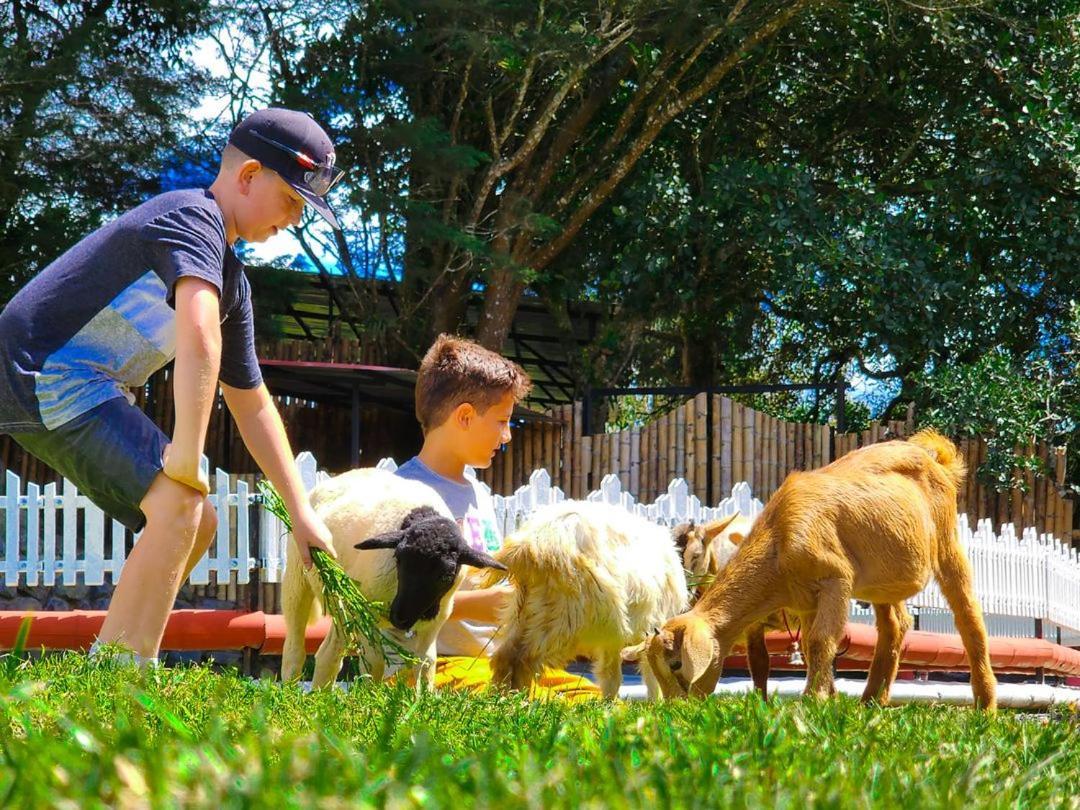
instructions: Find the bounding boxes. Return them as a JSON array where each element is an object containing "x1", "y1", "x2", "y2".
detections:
[{"x1": 2, "y1": 454, "x2": 1079, "y2": 643}]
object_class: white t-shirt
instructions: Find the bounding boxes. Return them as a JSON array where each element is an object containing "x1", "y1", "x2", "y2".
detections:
[{"x1": 394, "y1": 457, "x2": 503, "y2": 657}]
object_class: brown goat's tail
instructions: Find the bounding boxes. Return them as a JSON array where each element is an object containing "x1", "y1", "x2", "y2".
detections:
[{"x1": 908, "y1": 428, "x2": 966, "y2": 490}]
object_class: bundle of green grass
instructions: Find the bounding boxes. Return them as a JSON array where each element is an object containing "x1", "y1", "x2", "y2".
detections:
[{"x1": 257, "y1": 480, "x2": 417, "y2": 669}]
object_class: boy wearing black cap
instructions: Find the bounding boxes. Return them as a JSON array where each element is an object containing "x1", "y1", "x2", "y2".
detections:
[{"x1": 0, "y1": 108, "x2": 343, "y2": 664}]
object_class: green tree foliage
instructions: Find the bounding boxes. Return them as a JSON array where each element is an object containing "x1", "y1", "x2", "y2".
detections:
[
  {"x1": 916, "y1": 303, "x2": 1080, "y2": 490},
  {"x1": 550, "y1": 3, "x2": 1080, "y2": 406},
  {"x1": 0, "y1": 0, "x2": 216, "y2": 301},
  {"x1": 259, "y1": 0, "x2": 820, "y2": 362}
]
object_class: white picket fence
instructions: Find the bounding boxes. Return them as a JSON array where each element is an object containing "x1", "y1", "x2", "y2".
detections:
[{"x1": 2, "y1": 454, "x2": 1079, "y2": 644}]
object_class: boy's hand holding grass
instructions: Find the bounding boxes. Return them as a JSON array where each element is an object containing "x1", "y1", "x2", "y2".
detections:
[{"x1": 288, "y1": 501, "x2": 336, "y2": 568}]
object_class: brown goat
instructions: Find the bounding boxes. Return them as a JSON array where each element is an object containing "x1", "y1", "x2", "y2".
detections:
[
  {"x1": 664, "y1": 514, "x2": 773, "y2": 698},
  {"x1": 628, "y1": 430, "x2": 997, "y2": 710}
]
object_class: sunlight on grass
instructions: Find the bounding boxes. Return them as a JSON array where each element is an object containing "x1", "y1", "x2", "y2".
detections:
[{"x1": 0, "y1": 653, "x2": 1077, "y2": 807}]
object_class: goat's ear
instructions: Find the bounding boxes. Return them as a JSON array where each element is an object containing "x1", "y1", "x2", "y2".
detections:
[
  {"x1": 680, "y1": 616, "x2": 718, "y2": 687},
  {"x1": 355, "y1": 530, "x2": 405, "y2": 550},
  {"x1": 701, "y1": 513, "x2": 740, "y2": 547},
  {"x1": 459, "y1": 546, "x2": 507, "y2": 571},
  {"x1": 727, "y1": 531, "x2": 747, "y2": 546},
  {"x1": 645, "y1": 629, "x2": 682, "y2": 699},
  {"x1": 621, "y1": 640, "x2": 646, "y2": 663}
]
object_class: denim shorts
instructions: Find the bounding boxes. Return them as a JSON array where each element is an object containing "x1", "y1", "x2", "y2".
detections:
[{"x1": 9, "y1": 396, "x2": 169, "y2": 532}]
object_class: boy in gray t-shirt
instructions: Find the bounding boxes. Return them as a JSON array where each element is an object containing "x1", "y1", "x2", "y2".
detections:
[
  {"x1": 395, "y1": 334, "x2": 531, "y2": 658},
  {"x1": 0, "y1": 108, "x2": 343, "y2": 663}
]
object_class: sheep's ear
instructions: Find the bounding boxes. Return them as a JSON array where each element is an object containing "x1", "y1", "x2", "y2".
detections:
[
  {"x1": 459, "y1": 546, "x2": 507, "y2": 571},
  {"x1": 701, "y1": 514, "x2": 740, "y2": 547},
  {"x1": 355, "y1": 530, "x2": 405, "y2": 550},
  {"x1": 680, "y1": 616, "x2": 718, "y2": 688}
]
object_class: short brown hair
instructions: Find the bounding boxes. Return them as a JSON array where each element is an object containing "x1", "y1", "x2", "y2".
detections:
[{"x1": 415, "y1": 334, "x2": 532, "y2": 431}]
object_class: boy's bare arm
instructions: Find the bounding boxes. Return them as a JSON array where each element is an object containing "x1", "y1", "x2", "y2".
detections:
[
  {"x1": 449, "y1": 585, "x2": 513, "y2": 623},
  {"x1": 164, "y1": 277, "x2": 222, "y2": 495},
  {"x1": 219, "y1": 381, "x2": 333, "y2": 566}
]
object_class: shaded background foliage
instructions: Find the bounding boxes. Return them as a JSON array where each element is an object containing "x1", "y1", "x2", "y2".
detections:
[{"x1": 0, "y1": 0, "x2": 218, "y2": 301}]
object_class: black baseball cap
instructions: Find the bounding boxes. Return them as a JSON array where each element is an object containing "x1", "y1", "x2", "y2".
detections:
[{"x1": 228, "y1": 108, "x2": 345, "y2": 230}]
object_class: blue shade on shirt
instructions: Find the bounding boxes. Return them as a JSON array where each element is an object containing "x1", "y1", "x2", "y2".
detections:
[{"x1": 0, "y1": 189, "x2": 262, "y2": 432}]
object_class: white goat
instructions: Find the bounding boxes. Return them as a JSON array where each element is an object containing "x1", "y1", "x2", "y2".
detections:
[
  {"x1": 281, "y1": 468, "x2": 501, "y2": 689},
  {"x1": 482, "y1": 500, "x2": 688, "y2": 699}
]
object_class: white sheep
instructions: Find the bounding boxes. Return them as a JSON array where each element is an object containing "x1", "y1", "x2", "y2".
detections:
[
  {"x1": 281, "y1": 468, "x2": 503, "y2": 689},
  {"x1": 482, "y1": 500, "x2": 688, "y2": 699}
]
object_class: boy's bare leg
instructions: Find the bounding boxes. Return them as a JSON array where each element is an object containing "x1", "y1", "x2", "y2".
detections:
[{"x1": 95, "y1": 472, "x2": 215, "y2": 659}]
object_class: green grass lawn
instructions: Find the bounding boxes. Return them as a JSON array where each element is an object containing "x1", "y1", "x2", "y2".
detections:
[{"x1": 0, "y1": 654, "x2": 1077, "y2": 809}]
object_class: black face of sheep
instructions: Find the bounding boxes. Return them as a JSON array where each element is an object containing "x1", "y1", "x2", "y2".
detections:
[{"x1": 355, "y1": 506, "x2": 506, "y2": 631}]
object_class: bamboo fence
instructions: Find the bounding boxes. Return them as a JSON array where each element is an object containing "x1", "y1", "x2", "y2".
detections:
[{"x1": 475, "y1": 396, "x2": 1074, "y2": 542}]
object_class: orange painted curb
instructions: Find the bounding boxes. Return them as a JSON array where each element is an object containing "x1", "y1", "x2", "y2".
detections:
[
  {"x1": 261, "y1": 613, "x2": 332, "y2": 655},
  {"x1": 2, "y1": 612, "x2": 1078, "y2": 676}
]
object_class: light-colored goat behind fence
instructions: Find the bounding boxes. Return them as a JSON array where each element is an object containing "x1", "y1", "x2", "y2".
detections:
[{"x1": 1, "y1": 454, "x2": 1078, "y2": 645}]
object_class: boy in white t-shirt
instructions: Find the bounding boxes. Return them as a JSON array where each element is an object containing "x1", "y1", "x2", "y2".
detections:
[
  {"x1": 394, "y1": 334, "x2": 529, "y2": 657},
  {"x1": 394, "y1": 335, "x2": 601, "y2": 700}
]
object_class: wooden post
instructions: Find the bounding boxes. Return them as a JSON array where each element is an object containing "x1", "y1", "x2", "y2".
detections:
[
  {"x1": 565, "y1": 406, "x2": 574, "y2": 494},
  {"x1": 720, "y1": 397, "x2": 733, "y2": 498},
  {"x1": 731, "y1": 403, "x2": 744, "y2": 486},
  {"x1": 578, "y1": 436, "x2": 592, "y2": 498},
  {"x1": 747, "y1": 408, "x2": 759, "y2": 492},
  {"x1": 508, "y1": 436, "x2": 519, "y2": 492},
  {"x1": 640, "y1": 420, "x2": 651, "y2": 501},
  {"x1": 522, "y1": 425, "x2": 534, "y2": 484},
  {"x1": 977, "y1": 440, "x2": 991, "y2": 524},
  {"x1": 619, "y1": 428, "x2": 631, "y2": 491},
  {"x1": 969, "y1": 438, "x2": 980, "y2": 520},
  {"x1": 572, "y1": 402, "x2": 583, "y2": 494},
  {"x1": 694, "y1": 393, "x2": 708, "y2": 501},
  {"x1": 675, "y1": 403, "x2": 687, "y2": 480},
  {"x1": 1021, "y1": 441, "x2": 1035, "y2": 528},
  {"x1": 756, "y1": 413, "x2": 765, "y2": 495},
  {"x1": 1054, "y1": 447, "x2": 1068, "y2": 539},
  {"x1": 1032, "y1": 443, "x2": 1045, "y2": 533},
  {"x1": 656, "y1": 411, "x2": 668, "y2": 492},
  {"x1": 769, "y1": 416, "x2": 780, "y2": 496},
  {"x1": 710, "y1": 395, "x2": 721, "y2": 504},
  {"x1": 542, "y1": 422, "x2": 554, "y2": 482},
  {"x1": 630, "y1": 426, "x2": 641, "y2": 497},
  {"x1": 785, "y1": 420, "x2": 794, "y2": 479},
  {"x1": 650, "y1": 416, "x2": 660, "y2": 499},
  {"x1": 534, "y1": 422, "x2": 544, "y2": 477}
]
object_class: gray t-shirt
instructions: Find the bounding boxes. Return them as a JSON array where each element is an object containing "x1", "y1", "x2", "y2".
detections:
[
  {"x1": 394, "y1": 456, "x2": 503, "y2": 657},
  {"x1": 394, "y1": 456, "x2": 501, "y2": 553},
  {"x1": 0, "y1": 189, "x2": 262, "y2": 433}
]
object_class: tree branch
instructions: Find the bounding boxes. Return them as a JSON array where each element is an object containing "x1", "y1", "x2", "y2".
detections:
[{"x1": 530, "y1": 0, "x2": 817, "y2": 271}]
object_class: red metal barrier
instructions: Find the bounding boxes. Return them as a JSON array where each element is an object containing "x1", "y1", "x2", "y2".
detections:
[{"x1": 1, "y1": 611, "x2": 1079, "y2": 676}]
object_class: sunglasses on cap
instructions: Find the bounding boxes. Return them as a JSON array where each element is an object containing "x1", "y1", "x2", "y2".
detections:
[{"x1": 249, "y1": 130, "x2": 346, "y2": 196}]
